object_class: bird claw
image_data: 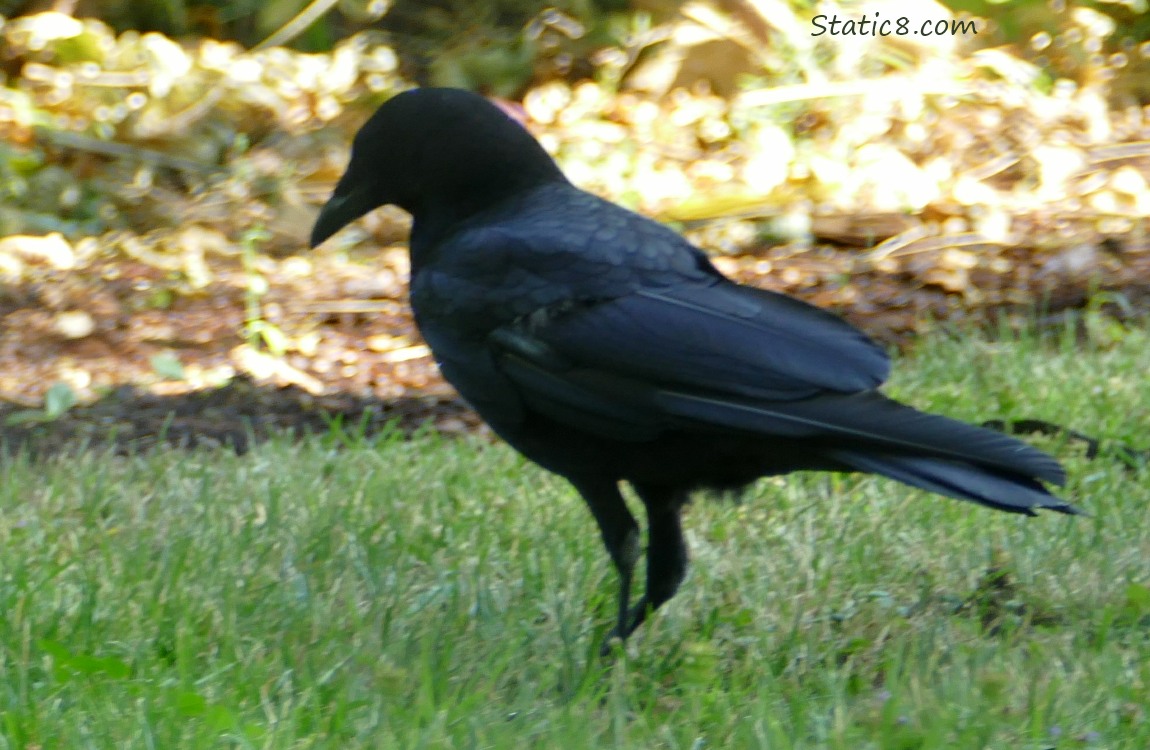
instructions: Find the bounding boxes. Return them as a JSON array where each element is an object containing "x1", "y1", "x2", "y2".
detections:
[{"x1": 599, "y1": 632, "x2": 625, "y2": 658}]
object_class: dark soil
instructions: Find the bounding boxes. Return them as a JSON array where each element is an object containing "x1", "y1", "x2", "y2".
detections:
[{"x1": 0, "y1": 375, "x2": 484, "y2": 459}]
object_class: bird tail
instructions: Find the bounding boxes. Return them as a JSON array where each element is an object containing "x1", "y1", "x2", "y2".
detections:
[
  {"x1": 657, "y1": 389, "x2": 1078, "y2": 515},
  {"x1": 824, "y1": 449, "x2": 1081, "y2": 516}
]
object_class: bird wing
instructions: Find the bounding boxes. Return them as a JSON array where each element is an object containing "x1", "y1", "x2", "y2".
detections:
[
  {"x1": 490, "y1": 280, "x2": 1065, "y2": 485},
  {"x1": 511, "y1": 280, "x2": 890, "y2": 400}
]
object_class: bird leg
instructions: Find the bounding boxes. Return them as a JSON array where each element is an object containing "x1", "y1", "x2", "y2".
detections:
[
  {"x1": 616, "y1": 483, "x2": 690, "y2": 643},
  {"x1": 568, "y1": 478, "x2": 641, "y2": 653}
]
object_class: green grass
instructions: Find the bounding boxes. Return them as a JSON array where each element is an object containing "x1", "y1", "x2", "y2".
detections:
[{"x1": 2, "y1": 318, "x2": 1149, "y2": 748}]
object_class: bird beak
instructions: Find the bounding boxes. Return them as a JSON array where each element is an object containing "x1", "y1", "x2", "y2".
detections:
[{"x1": 310, "y1": 179, "x2": 381, "y2": 248}]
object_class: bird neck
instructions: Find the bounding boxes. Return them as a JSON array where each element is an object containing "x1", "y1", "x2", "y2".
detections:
[{"x1": 406, "y1": 174, "x2": 565, "y2": 259}]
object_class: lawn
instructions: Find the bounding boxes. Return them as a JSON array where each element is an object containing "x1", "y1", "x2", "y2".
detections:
[{"x1": 1, "y1": 317, "x2": 1148, "y2": 749}]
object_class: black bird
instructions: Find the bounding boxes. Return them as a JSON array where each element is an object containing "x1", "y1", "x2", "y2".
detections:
[{"x1": 312, "y1": 87, "x2": 1078, "y2": 651}]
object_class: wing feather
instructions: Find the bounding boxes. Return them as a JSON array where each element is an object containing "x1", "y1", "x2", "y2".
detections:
[
  {"x1": 528, "y1": 281, "x2": 889, "y2": 400},
  {"x1": 489, "y1": 281, "x2": 1064, "y2": 487}
]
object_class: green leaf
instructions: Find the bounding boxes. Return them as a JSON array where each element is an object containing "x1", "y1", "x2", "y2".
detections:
[
  {"x1": 204, "y1": 704, "x2": 239, "y2": 731},
  {"x1": 1125, "y1": 582, "x2": 1150, "y2": 614},
  {"x1": 174, "y1": 690, "x2": 208, "y2": 717},
  {"x1": 151, "y1": 352, "x2": 186, "y2": 381},
  {"x1": 43, "y1": 382, "x2": 77, "y2": 418},
  {"x1": 38, "y1": 639, "x2": 72, "y2": 661},
  {"x1": 69, "y1": 653, "x2": 131, "y2": 679},
  {"x1": 4, "y1": 409, "x2": 52, "y2": 426},
  {"x1": 37, "y1": 639, "x2": 130, "y2": 680},
  {"x1": 258, "y1": 323, "x2": 289, "y2": 356}
]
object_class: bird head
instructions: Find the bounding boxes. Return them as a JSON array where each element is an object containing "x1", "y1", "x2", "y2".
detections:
[{"x1": 310, "y1": 87, "x2": 566, "y2": 249}]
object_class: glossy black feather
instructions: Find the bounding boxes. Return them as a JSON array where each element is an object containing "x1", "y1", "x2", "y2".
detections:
[{"x1": 311, "y1": 87, "x2": 1079, "y2": 650}]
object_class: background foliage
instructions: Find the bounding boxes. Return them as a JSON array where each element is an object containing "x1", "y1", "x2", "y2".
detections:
[{"x1": 0, "y1": 0, "x2": 1148, "y2": 408}]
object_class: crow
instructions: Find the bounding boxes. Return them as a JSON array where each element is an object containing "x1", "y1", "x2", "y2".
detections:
[{"x1": 311, "y1": 87, "x2": 1078, "y2": 652}]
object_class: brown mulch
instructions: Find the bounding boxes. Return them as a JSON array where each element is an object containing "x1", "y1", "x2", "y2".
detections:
[{"x1": 3, "y1": 220, "x2": 1149, "y2": 460}]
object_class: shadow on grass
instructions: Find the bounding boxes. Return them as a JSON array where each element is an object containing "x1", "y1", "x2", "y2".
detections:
[{"x1": 0, "y1": 375, "x2": 483, "y2": 459}]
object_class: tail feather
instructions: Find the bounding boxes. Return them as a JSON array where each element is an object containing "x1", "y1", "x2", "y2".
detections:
[
  {"x1": 827, "y1": 450, "x2": 1081, "y2": 516},
  {"x1": 658, "y1": 390, "x2": 1067, "y2": 486}
]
